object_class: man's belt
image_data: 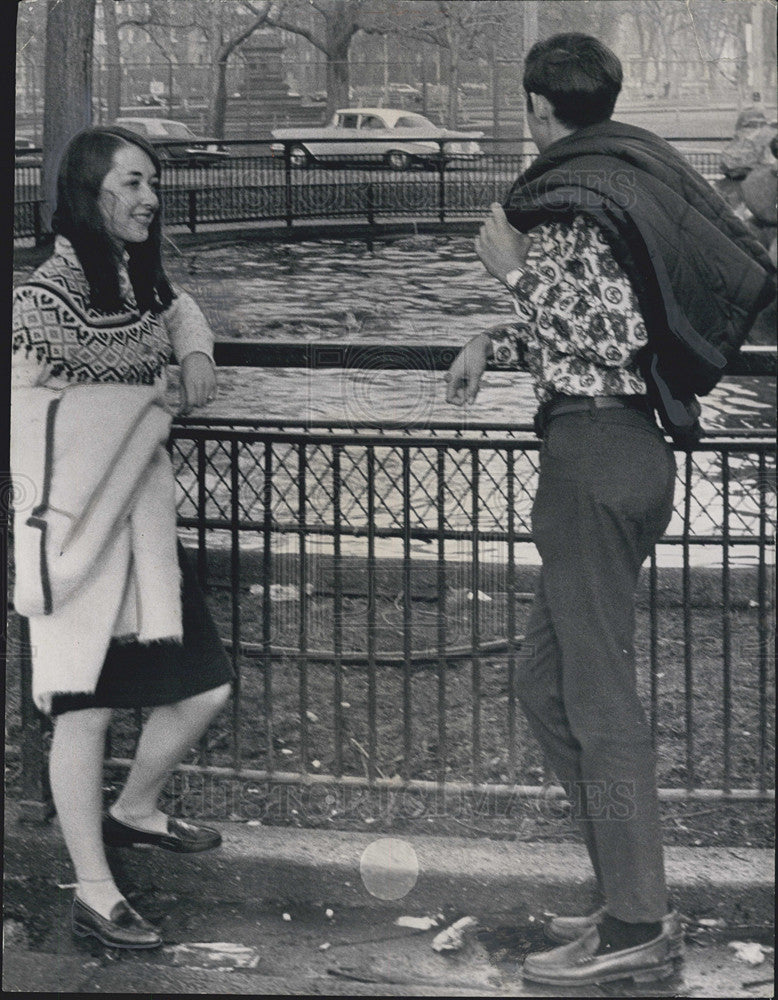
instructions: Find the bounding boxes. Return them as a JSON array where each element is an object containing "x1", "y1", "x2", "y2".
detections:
[{"x1": 535, "y1": 395, "x2": 652, "y2": 436}]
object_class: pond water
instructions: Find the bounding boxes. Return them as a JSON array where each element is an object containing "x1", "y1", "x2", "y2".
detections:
[{"x1": 159, "y1": 233, "x2": 776, "y2": 431}]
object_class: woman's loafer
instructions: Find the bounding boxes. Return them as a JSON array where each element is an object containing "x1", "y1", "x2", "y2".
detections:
[
  {"x1": 72, "y1": 897, "x2": 162, "y2": 950},
  {"x1": 103, "y1": 813, "x2": 222, "y2": 853},
  {"x1": 523, "y1": 912, "x2": 684, "y2": 987}
]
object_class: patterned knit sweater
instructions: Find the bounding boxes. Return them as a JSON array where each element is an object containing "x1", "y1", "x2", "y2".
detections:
[
  {"x1": 12, "y1": 235, "x2": 214, "y2": 390},
  {"x1": 11, "y1": 238, "x2": 215, "y2": 712}
]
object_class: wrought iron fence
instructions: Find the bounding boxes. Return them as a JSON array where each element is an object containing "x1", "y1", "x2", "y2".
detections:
[
  {"x1": 12, "y1": 348, "x2": 775, "y2": 822},
  {"x1": 13, "y1": 136, "x2": 729, "y2": 241}
]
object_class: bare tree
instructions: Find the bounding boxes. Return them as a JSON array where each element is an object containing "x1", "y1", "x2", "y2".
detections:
[
  {"x1": 623, "y1": 0, "x2": 696, "y2": 99},
  {"x1": 206, "y1": 1, "x2": 278, "y2": 137},
  {"x1": 363, "y1": 0, "x2": 504, "y2": 125},
  {"x1": 41, "y1": 0, "x2": 97, "y2": 235},
  {"x1": 109, "y1": 1, "x2": 283, "y2": 136},
  {"x1": 269, "y1": 0, "x2": 383, "y2": 116},
  {"x1": 683, "y1": 0, "x2": 776, "y2": 101},
  {"x1": 116, "y1": 0, "x2": 194, "y2": 113}
]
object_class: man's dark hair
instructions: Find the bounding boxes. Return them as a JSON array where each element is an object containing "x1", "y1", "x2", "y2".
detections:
[
  {"x1": 52, "y1": 126, "x2": 174, "y2": 314},
  {"x1": 523, "y1": 33, "x2": 622, "y2": 129}
]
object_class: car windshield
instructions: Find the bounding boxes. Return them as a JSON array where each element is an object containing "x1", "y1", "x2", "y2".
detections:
[
  {"x1": 395, "y1": 115, "x2": 432, "y2": 128},
  {"x1": 159, "y1": 122, "x2": 195, "y2": 138}
]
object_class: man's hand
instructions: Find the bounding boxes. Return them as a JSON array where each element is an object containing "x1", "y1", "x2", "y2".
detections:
[
  {"x1": 179, "y1": 351, "x2": 216, "y2": 413},
  {"x1": 475, "y1": 203, "x2": 532, "y2": 285},
  {"x1": 445, "y1": 332, "x2": 492, "y2": 406}
]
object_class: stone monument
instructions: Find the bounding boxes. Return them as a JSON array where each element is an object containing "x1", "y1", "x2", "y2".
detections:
[{"x1": 241, "y1": 30, "x2": 300, "y2": 105}]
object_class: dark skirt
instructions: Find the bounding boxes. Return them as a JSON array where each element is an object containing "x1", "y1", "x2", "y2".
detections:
[{"x1": 50, "y1": 544, "x2": 233, "y2": 716}]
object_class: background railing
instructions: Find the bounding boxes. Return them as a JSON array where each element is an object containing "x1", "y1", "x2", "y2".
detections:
[
  {"x1": 11, "y1": 346, "x2": 776, "y2": 822},
  {"x1": 13, "y1": 136, "x2": 729, "y2": 242}
]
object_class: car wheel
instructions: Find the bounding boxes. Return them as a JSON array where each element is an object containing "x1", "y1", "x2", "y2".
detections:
[
  {"x1": 386, "y1": 150, "x2": 411, "y2": 172},
  {"x1": 289, "y1": 144, "x2": 310, "y2": 168}
]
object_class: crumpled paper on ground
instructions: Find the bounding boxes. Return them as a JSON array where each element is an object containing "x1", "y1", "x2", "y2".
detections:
[
  {"x1": 432, "y1": 916, "x2": 479, "y2": 953},
  {"x1": 164, "y1": 942, "x2": 260, "y2": 969},
  {"x1": 395, "y1": 914, "x2": 445, "y2": 931},
  {"x1": 727, "y1": 940, "x2": 770, "y2": 966}
]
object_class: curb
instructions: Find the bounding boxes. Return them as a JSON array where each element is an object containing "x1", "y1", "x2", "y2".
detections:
[{"x1": 4, "y1": 803, "x2": 773, "y2": 927}]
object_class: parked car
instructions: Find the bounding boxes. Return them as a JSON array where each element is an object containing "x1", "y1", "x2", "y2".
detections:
[
  {"x1": 350, "y1": 83, "x2": 423, "y2": 107},
  {"x1": 387, "y1": 83, "x2": 423, "y2": 106},
  {"x1": 15, "y1": 135, "x2": 41, "y2": 166},
  {"x1": 135, "y1": 92, "x2": 182, "y2": 109},
  {"x1": 114, "y1": 118, "x2": 231, "y2": 165},
  {"x1": 270, "y1": 108, "x2": 483, "y2": 170}
]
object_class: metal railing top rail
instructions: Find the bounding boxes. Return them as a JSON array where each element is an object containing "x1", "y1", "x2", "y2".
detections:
[
  {"x1": 170, "y1": 424, "x2": 776, "y2": 450},
  {"x1": 174, "y1": 413, "x2": 775, "y2": 438},
  {"x1": 210, "y1": 341, "x2": 777, "y2": 378}
]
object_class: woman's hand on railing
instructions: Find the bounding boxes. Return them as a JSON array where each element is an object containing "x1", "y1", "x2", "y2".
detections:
[
  {"x1": 445, "y1": 332, "x2": 493, "y2": 406},
  {"x1": 179, "y1": 351, "x2": 217, "y2": 414}
]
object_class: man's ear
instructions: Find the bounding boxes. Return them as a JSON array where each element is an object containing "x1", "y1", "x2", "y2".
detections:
[{"x1": 529, "y1": 92, "x2": 553, "y2": 121}]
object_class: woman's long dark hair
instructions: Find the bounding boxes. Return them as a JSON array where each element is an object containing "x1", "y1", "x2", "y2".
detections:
[{"x1": 52, "y1": 126, "x2": 174, "y2": 314}]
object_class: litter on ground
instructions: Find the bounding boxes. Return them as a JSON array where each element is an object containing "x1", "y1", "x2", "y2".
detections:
[
  {"x1": 728, "y1": 941, "x2": 768, "y2": 966},
  {"x1": 395, "y1": 914, "x2": 444, "y2": 931},
  {"x1": 431, "y1": 916, "x2": 479, "y2": 953}
]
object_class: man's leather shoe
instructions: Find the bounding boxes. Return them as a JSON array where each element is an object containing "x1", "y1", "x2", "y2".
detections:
[
  {"x1": 103, "y1": 812, "x2": 222, "y2": 853},
  {"x1": 72, "y1": 897, "x2": 162, "y2": 949},
  {"x1": 523, "y1": 912, "x2": 684, "y2": 987},
  {"x1": 546, "y1": 905, "x2": 607, "y2": 943}
]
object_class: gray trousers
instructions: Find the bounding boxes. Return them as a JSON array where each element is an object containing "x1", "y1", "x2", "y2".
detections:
[{"x1": 518, "y1": 407, "x2": 676, "y2": 922}]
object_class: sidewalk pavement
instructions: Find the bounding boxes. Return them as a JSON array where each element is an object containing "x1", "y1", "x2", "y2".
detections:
[{"x1": 3, "y1": 803, "x2": 774, "y2": 996}]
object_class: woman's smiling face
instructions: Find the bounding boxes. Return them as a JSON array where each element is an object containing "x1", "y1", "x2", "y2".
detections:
[{"x1": 98, "y1": 142, "x2": 159, "y2": 246}]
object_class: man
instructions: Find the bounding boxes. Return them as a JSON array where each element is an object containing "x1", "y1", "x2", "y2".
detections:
[{"x1": 446, "y1": 34, "x2": 774, "y2": 989}]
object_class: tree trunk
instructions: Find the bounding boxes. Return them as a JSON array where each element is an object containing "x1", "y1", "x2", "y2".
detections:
[
  {"x1": 101, "y1": 0, "x2": 121, "y2": 122},
  {"x1": 324, "y1": 10, "x2": 354, "y2": 117},
  {"x1": 41, "y1": 0, "x2": 96, "y2": 236},
  {"x1": 382, "y1": 33, "x2": 389, "y2": 105},
  {"x1": 209, "y1": 59, "x2": 229, "y2": 137},
  {"x1": 326, "y1": 57, "x2": 350, "y2": 116},
  {"x1": 736, "y1": 12, "x2": 749, "y2": 102},
  {"x1": 633, "y1": 17, "x2": 647, "y2": 91},
  {"x1": 205, "y1": 8, "x2": 223, "y2": 138},
  {"x1": 749, "y1": 0, "x2": 765, "y2": 103},
  {"x1": 205, "y1": 6, "x2": 272, "y2": 139},
  {"x1": 519, "y1": 1, "x2": 538, "y2": 142},
  {"x1": 446, "y1": 45, "x2": 459, "y2": 127}
]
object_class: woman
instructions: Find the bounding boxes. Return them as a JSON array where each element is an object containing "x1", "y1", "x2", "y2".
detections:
[{"x1": 11, "y1": 127, "x2": 232, "y2": 950}]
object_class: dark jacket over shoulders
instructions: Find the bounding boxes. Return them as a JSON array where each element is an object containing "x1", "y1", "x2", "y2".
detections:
[{"x1": 503, "y1": 120, "x2": 776, "y2": 443}]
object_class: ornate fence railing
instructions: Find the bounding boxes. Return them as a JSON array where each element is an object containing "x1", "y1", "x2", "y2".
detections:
[
  {"x1": 13, "y1": 136, "x2": 729, "y2": 242},
  {"x1": 13, "y1": 345, "x2": 775, "y2": 823}
]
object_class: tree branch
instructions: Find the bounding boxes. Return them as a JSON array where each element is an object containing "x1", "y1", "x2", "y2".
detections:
[
  {"x1": 118, "y1": 21, "x2": 176, "y2": 63},
  {"x1": 270, "y1": 17, "x2": 326, "y2": 53},
  {"x1": 218, "y1": 2, "x2": 274, "y2": 61}
]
